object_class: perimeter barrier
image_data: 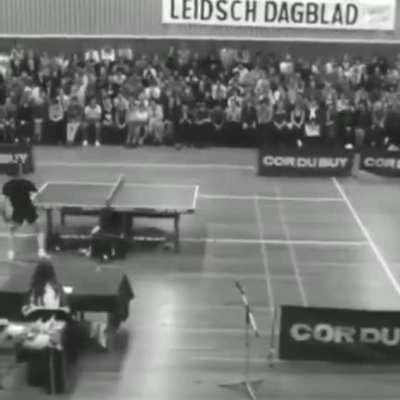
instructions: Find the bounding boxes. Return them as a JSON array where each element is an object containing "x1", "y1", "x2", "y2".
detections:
[{"x1": 270, "y1": 305, "x2": 400, "y2": 363}]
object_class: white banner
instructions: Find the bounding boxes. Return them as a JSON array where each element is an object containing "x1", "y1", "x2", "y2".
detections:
[{"x1": 162, "y1": 0, "x2": 396, "y2": 30}]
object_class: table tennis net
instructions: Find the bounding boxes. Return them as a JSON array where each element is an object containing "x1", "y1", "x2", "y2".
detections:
[{"x1": 105, "y1": 175, "x2": 125, "y2": 207}]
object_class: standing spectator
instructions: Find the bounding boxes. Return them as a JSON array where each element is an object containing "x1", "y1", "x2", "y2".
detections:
[
  {"x1": 83, "y1": 97, "x2": 102, "y2": 146},
  {"x1": 66, "y1": 96, "x2": 83, "y2": 145},
  {"x1": 46, "y1": 96, "x2": 65, "y2": 145}
]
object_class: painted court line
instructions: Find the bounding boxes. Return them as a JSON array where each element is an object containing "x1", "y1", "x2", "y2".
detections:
[
  {"x1": 332, "y1": 177, "x2": 400, "y2": 297},
  {"x1": 200, "y1": 194, "x2": 343, "y2": 202},
  {"x1": 181, "y1": 237, "x2": 369, "y2": 247},
  {"x1": 160, "y1": 304, "x2": 272, "y2": 312},
  {"x1": 274, "y1": 183, "x2": 308, "y2": 307},
  {"x1": 190, "y1": 355, "x2": 268, "y2": 364},
  {"x1": 254, "y1": 198, "x2": 275, "y2": 311},
  {"x1": 38, "y1": 161, "x2": 255, "y2": 171}
]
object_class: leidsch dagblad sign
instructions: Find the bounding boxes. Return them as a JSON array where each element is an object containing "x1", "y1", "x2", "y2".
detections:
[{"x1": 163, "y1": 0, "x2": 396, "y2": 31}]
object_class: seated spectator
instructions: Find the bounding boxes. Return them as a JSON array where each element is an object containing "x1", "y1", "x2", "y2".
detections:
[
  {"x1": 304, "y1": 98, "x2": 323, "y2": 149},
  {"x1": 368, "y1": 101, "x2": 387, "y2": 148},
  {"x1": 16, "y1": 92, "x2": 33, "y2": 143},
  {"x1": 66, "y1": 96, "x2": 83, "y2": 145},
  {"x1": 256, "y1": 98, "x2": 274, "y2": 148},
  {"x1": 175, "y1": 103, "x2": 193, "y2": 148},
  {"x1": 83, "y1": 97, "x2": 102, "y2": 146},
  {"x1": 3, "y1": 96, "x2": 16, "y2": 142},
  {"x1": 211, "y1": 79, "x2": 227, "y2": 107},
  {"x1": 272, "y1": 100, "x2": 288, "y2": 149},
  {"x1": 354, "y1": 101, "x2": 371, "y2": 149},
  {"x1": 323, "y1": 102, "x2": 337, "y2": 148},
  {"x1": 31, "y1": 87, "x2": 48, "y2": 144},
  {"x1": 148, "y1": 99, "x2": 164, "y2": 145},
  {"x1": 46, "y1": 96, "x2": 65, "y2": 145},
  {"x1": 125, "y1": 98, "x2": 149, "y2": 147},
  {"x1": 224, "y1": 95, "x2": 242, "y2": 147},
  {"x1": 241, "y1": 98, "x2": 258, "y2": 147},
  {"x1": 210, "y1": 104, "x2": 225, "y2": 146},
  {"x1": 114, "y1": 98, "x2": 127, "y2": 145},
  {"x1": 193, "y1": 101, "x2": 212, "y2": 147},
  {"x1": 289, "y1": 101, "x2": 306, "y2": 148},
  {"x1": 101, "y1": 95, "x2": 115, "y2": 143}
]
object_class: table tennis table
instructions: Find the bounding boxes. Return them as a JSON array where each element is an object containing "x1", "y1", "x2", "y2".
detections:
[{"x1": 36, "y1": 177, "x2": 199, "y2": 252}]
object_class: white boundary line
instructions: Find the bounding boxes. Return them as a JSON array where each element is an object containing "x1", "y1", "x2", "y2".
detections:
[
  {"x1": 37, "y1": 161, "x2": 255, "y2": 170},
  {"x1": 254, "y1": 198, "x2": 275, "y2": 311},
  {"x1": 274, "y1": 183, "x2": 308, "y2": 307},
  {"x1": 200, "y1": 194, "x2": 343, "y2": 202},
  {"x1": 332, "y1": 177, "x2": 400, "y2": 297},
  {"x1": 0, "y1": 233, "x2": 368, "y2": 246},
  {"x1": 41, "y1": 180, "x2": 199, "y2": 189},
  {"x1": 181, "y1": 238, "x2": 369, "y2": 247}
]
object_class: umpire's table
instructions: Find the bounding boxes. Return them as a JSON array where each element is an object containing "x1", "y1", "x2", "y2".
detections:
[
  {"x1": 0, "y1": 259, "x2": 134, "y2": 329},
  {"x1": 36, "y1": 176, "x2": 199, "y2": 252}
]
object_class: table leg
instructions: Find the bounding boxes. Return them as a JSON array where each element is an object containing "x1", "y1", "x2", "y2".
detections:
[
  {"x1": 46, "y1": 210, "x2": 54, "y2": 250},
  {"x1": 174, "y1": 214, "x2": 180, "y2": 253},
  {"x1": 60, "y1": 209, "x2": 66, "y2": 226},
  {"x1": 123, "y1": 214, "x2": 133, "y2": 238},
  {"x1": 48, "y1": 349, "x2": 55, "y2": 394}
]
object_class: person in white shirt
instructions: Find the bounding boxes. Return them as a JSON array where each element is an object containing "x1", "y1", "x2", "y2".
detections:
[{"x1": 83, "y1": 98, "x2": 102, "y2": 146}]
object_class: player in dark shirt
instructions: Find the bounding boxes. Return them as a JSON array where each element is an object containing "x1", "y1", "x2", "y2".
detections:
[{"x1": 2, "y1": 161, "x2": 48, "y2": 260}]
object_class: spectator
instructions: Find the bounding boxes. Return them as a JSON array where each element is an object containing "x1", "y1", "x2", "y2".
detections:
[
  {"x1": 256, "y1": 98, "x2": 274, "y2": 148},
  {"x1": 83, "y1": 97, "x2": 102, "y2": 146},
  {"x1": 114, "y1": 98, "x2": 127, "y2": 145},
  {"x1": 101, "y1": 95, "x2": 115, "y2": 143},
  {"x1": 31, "y1": 87, "x2": 47, "y2": 143},
  {"x1": 272, "y1": 100, "x2": 288, "y2": 149},
  {"x1": 66, "y1": 96, "x2": 83, "y2": 145},
  {"x1": 46, "y1": 96, "x2": 65, "y2": 145},
  {"x1": 3, "y1": 96, "x2": 16, "y2": 142},
  {"x1": 193, "y1": 101, "x2": 212, "y2": 147},
  {"x1": 126, "y1": 97, "x2": 149, "y2": 147},
  {"x1": 148, "y1": 99, "x2": 164, "y2": 145},
  {"x1": 368, "y1": 101, "x2": 387, "y2": 148},
  {"x1": 241, "y1": 97, "x2": 258, "y2": 147},
  {"x1": 16, "y1": 91, "x2": 33, "y2": 143},
  {"x1": 289, "y1": 101, "x2": 305, "y2": 148},
  {"x1": 224, "y1": 95, "x2": 242, "y2": 147}
]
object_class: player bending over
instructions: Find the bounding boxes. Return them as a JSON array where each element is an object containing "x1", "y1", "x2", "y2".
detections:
[{"x1": 1, "y1": 161, "x2": 49, "y2": 261}]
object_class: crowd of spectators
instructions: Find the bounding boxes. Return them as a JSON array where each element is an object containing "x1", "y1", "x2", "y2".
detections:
[{"x1": 0, "y1": 43, "x2": 399, "y2": 151}]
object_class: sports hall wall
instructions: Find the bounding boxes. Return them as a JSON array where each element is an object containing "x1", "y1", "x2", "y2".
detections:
[{"x1": 0, "y1": 0, "x2": 399, "y2": 57}]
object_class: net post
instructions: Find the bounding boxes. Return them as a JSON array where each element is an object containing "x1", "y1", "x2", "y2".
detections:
[{"x1": 267, "y1": 305, "x2": 279, "y2": 367}]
